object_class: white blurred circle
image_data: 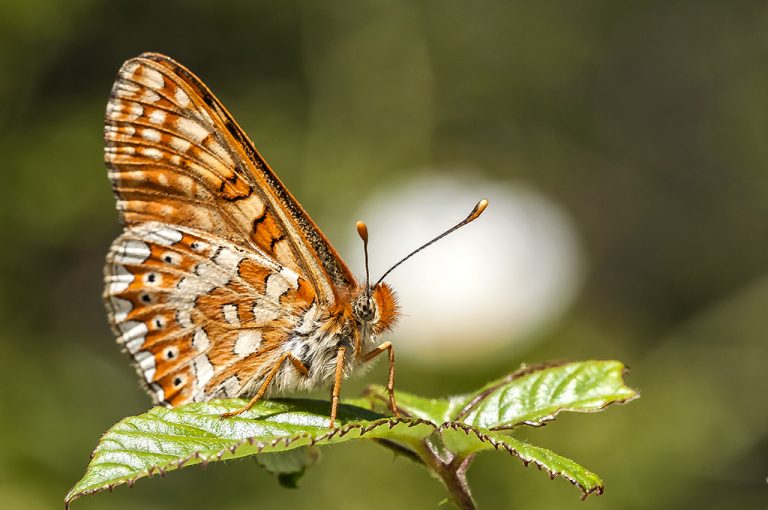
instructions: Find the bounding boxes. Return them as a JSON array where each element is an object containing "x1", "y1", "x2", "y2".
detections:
[{"x1": 346, "y1": 174, "x2": 583, "y2": 364}]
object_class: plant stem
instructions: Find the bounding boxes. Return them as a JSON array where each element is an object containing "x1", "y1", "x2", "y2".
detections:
[
  {"x1": 438, "y1": 455, "x2": 477, "y2": 510},
  {"x1": 415, "y1": 438, "x2": 477, "y2": 510}
]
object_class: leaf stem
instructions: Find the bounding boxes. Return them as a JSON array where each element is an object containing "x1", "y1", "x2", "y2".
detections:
[
  {"x1": 414, "y1": 437, "x2": 477, "y2": 510},
  {"x1": 440, "y1": 455, "x2": 476, "y2": 510}
]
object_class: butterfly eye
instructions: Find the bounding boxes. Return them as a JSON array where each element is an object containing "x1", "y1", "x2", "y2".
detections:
[{"x1": 356, "y1": 297, "x2": 376, "y2": 322}]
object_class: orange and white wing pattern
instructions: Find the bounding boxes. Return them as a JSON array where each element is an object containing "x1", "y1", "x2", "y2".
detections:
[
  {"x1": 104, "y1": 222, "x2": 318, "y2": 406},
  {"x1": 102, "y1": 54, "x2": 418, "y2": 425},
  {"x1": 104, "y1": 52, "x2": 355, "y2": 306},
  {"x1": 102, "y1": 53, "x2": 362, "y2": 407}
]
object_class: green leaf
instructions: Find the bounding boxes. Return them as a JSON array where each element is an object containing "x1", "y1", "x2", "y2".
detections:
[
  {"x1": 454, "y1": 360, "x2": 637, "y2": 429},
  {"x1": 364, "y1": 361, "x2": 637, "y2": 430},
  {"x1": 439, "y1": 424, "x2": 604, "y2": 497},
  {"x1": 256, "y1": 446, "x2": 320, "y2": 488},
  {"x1": 65, "y1": 398, "x2": 435, "y2": 507},
  {"x1": 66, "y1": 360, "x2": 638, "y2": 508},
  {"x1": 356, "y1": 390, "x2": 469, "y2": 424}
]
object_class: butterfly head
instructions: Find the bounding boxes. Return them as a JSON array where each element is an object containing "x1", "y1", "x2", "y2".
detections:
[
  {"x1": 353, "y1": 282, "x2": 399, "y2": 335},
  {"x1": 354, "y1": 220, "x2": 398, "y2": 334}
]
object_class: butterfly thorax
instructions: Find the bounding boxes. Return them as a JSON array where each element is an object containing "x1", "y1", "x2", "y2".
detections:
[
  {"x1": 284, "y1": 282, "x2": 399, "y2": 388},
  {"x1": 223, "y1": 280, "x2": 399, "y2": 400}
]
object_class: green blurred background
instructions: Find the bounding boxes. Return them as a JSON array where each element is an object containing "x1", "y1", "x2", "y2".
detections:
[{"x1": 1, "y1": 1, "x2": 767, "y2": 508}]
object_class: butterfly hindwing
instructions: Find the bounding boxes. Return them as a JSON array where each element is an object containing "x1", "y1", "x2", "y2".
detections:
[
  {"x1": 104, "y1": 53, "x2": 355, "y2": 306},
  {"x1": 104, "y1": 222, "x2": 317, "y2": 406}
]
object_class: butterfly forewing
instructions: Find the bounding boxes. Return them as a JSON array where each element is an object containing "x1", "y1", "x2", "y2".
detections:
[
  {"x1": 104, "y1": 222, "x2": 318, "y2": 405},
  {"x1": 104, "y1": 53, "x2": 354, "y2": 306},
  {"x1": 102, "y1": 54, "x2": 416, "y2": 426}
]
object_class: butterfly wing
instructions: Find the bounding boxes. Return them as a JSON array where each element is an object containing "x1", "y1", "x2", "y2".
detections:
[
  {"x1": 105, "y1": 222, "x2": 318, "y2": 405},
  {"x1": 103, "y1": 53, "x2": 358, "y2": 405},
  {"x1": 105, "y1": 52, "x2": 355, "y2": 305}
]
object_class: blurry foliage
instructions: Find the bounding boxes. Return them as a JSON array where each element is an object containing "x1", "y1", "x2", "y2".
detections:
[{"x1": 0, "y1": 1, "x2": 766, "y2": 509}]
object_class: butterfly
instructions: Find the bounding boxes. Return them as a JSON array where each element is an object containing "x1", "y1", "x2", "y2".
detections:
[{"x1": 103, "y1": 52, "x2": 487, "y2": 428}]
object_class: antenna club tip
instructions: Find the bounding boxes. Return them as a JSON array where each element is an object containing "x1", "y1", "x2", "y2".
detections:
[
  {"x1": 356, "y1": 221, "x2": 369, "y2": 242},
  {"x1": 467, "y1": 198, "x2": 489, "y2": 222}
]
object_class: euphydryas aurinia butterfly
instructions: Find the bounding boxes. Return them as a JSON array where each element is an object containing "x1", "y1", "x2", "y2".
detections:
[{"x1": 103, "y1": 53, "x2": 487, "y2": 427}]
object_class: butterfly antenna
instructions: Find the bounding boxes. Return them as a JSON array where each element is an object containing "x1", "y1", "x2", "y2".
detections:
[
  {"x1": 375, "y1": 198, "x2": 488, "y2": 286},
  {"x1": 356, "y1": 221, "x2": 372, "y2": 294}
]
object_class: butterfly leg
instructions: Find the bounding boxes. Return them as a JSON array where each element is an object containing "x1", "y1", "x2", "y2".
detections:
[
  {"x1": 362, "y1": 341, "x2": 399, "y2": 417},
  {"x1": 329, "y1": 345, "x2": 347, "y2": 429},
  {"x1": 220, "y1": 353, "x2": 309, "y2": 418}
]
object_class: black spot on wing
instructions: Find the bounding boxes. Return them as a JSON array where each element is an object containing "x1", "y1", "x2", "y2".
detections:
[
  {"x1": 269, "y1": 234, "x2": 286, "y2": 253},
  {"x1": 252, "y1": 209, "x2": 267, "y2": 231}
]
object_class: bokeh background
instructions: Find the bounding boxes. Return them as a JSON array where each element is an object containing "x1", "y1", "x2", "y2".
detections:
[{"x1": 1, "y1": 1, "x2": 767, "y2": 508}]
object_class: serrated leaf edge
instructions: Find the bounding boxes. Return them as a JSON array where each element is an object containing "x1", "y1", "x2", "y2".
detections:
[
  {"x1": 67, "y1": 360, "x2": 638, "y2": 507},
  {"x1": 65, "y1": 416, "x2": 432, "y2": 508},
  {"x1": 439, "y1": 422, "x2": 604, "y2": 499},
  {"x1": 460, "y1": 361, "x2": 640, "y2": 430}
]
